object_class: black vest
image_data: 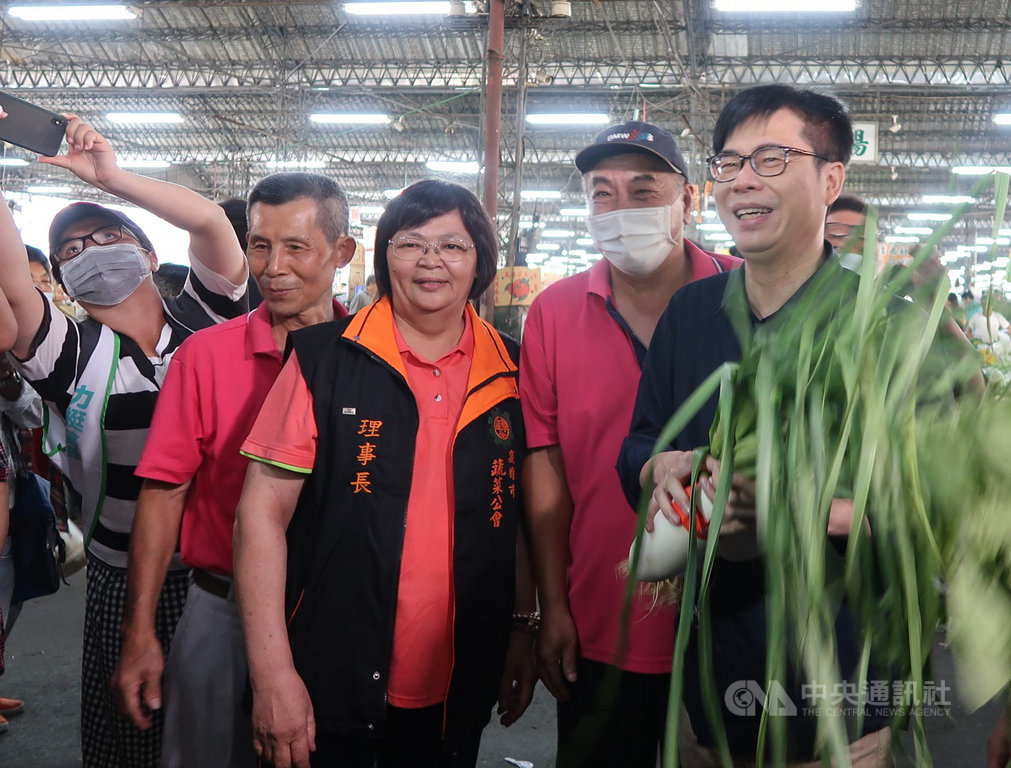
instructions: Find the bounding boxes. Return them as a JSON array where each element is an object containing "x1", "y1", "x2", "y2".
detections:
[{"x1": 283, "y1": 304, "x2": 525, "y2": 745}]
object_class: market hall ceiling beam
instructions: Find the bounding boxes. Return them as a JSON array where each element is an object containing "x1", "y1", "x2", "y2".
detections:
[{"x1": 6, "y1": 57, "x2": 1011, "y2": 91}]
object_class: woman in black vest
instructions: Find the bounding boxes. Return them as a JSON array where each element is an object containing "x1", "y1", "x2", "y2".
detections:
[{"x1": 234, "y1": 180, "x2": 535, "y2": 768}]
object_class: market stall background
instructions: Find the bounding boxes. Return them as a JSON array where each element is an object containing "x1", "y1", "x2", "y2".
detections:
[{"x1": 0, "y1": 0, "x2": 1009, "y2": 287}]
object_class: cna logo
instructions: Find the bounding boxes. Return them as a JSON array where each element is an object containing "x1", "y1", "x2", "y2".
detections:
[
  {"x1": 606, "y1": 129, "x2": 655, "y2": 143},
  {"x1": 725, "y1": 680, "x2": 798, "y2": 717}
]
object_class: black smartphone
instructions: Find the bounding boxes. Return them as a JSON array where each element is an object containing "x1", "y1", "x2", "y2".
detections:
[{"x1": 0, "y1": 90, "x2": 67, "y2": 157}]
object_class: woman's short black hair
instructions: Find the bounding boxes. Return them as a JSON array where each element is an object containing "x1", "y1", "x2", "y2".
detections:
[{"x1": 374, "y1": 179, "x2": 498, "y2": 301}]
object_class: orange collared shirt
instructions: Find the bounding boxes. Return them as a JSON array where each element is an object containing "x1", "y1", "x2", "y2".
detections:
[
  {"x1": 242, "y1": 308, "x2": 475, "y2": 708},
  {"x1": 386, "y1": 311, "x2": 474, "y2": 707}
]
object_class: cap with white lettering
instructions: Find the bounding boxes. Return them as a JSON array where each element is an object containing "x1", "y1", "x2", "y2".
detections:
[{"x1": 574, "y1": 120, "x2": 688, "y2": 180}]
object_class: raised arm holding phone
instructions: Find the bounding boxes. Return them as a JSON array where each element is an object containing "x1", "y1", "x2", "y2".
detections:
[{"x1": 0, "y1": 108, "x2": 247, "y2": 768}]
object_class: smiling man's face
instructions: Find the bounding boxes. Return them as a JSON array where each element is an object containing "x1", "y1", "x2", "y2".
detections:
[{"x1": 714, "y1": 108, "x2": 844, "y2": 267}]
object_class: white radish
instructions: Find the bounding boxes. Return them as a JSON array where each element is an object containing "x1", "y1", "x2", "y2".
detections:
[{"x1": 628, "y1": 489, "x2": 713, "y2": 581}]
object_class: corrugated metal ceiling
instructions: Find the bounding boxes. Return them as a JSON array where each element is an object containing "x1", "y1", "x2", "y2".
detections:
[{"x1": 1, "y1": 0, "x2": 1009, "y2": 253}]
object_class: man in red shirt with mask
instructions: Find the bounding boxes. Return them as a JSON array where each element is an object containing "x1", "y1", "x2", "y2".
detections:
[{"x1": 521, "y1": 121, "x2": 739, "y2": 767}]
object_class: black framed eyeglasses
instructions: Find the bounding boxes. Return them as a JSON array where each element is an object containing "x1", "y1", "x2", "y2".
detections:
[
  {"x1": 388, "y1": 236, "x2": 474, "y2": 263},
  {"x1": 824, "y1": 222, "x2": 862, "y2": 241},
  {"x1": 707, "y1": 145, "x2": 831, "y2": 183},
  {"x1": 55, "y1": 224, "x2": 134, "y2": 262}
]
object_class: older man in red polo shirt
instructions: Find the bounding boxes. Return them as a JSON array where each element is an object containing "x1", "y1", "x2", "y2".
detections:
[
  {"x1": 520, "y1": 121, "x2": 740, "y2": 768},
  {"x1": 111, "y1": 172, "x2": 355, "y2": 768}
]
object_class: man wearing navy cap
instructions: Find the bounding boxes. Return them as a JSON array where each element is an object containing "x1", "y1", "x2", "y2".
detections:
[{"x1": 520, "y1": 120, "x2": 740, "y2": 767}]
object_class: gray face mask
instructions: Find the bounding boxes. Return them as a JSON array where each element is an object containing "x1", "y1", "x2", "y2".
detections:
[{"x1": 59, "y1": 243, "x2": 152, "y2": 306}]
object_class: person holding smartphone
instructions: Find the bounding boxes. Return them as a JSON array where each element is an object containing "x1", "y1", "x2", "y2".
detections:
[{"x1": 0, "y1": 111, "x2": 248, "y2": 768}]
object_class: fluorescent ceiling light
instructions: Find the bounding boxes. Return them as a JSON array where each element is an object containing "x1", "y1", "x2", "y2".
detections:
[
  {"x1": 907, "y1": 212, "x2": 952, "y2": 222},
  {"x1": 0, "y1": 158, "x2": 29, "y2": 167},
  {"x1": 117, "y1": 159, "x2": 172, "y2": 169},
  {"x1": 540, "y1": 229, "x2": 575, "y2": 238},
  {"x1": 344, "y1": 2, "x2": 451, "y2": 15},
  {"x1": 536, "y1": 243, "x2": 561, "y2": 251},
  {"x1": 559, "y1": 208, "x2": 588, "y2": 217},
  {"x1": 8, "y1": 4, "x2": 135, "y2": 21},
  {"x1": 952, "y1": 165, "x2": 1011, "y2": 175},
  {"x1": 714, "y1": 0, "x2": 856, "y2": 10},
  {"x1": 525, "y1": 113, "x2": 610, "y2": 126},
  {"x1": 310, "y1": 113, "x2": 390, "y2": 125},
  {"x1": 426, "y1": 159, "x2": 480, "y2": 174},
  {"x1": 922, "y1": 194, "x2": 976, "y2": 205},
  {"x1": 265, "y1": 159, "x2": 327, "y2": 169},
  {"x1": 705, "y1": 233, "x2": 735, "y2": 241},
  {"x1": 993, "y1": 114, "x2": 1011, "y2": 126},
  {"x1": 521, "y1": 190, "x2": 562, "y2": 200},
  {"x1": 885, "y1": 236, "x2": 921, "y2": 243},
  {"x1": 893, "y1": 226, "x2": 932, "y2": 236},
  {"x1": 976, "y1": 237, "x2": 1011, "y2": 246},
  {"x1": 698, "y1": 222, "x2": 730, "y2": 231},
  {"x1": 957, "y1": 245, "x2": 989, "y2": 253},
  {"x1": 107, "y1": 112, "x2": 183, "y2": 124},
  {"x1": 576, "y1": 237, "x2": 594, "y2": 246},
  {"x1": 27, "y1": 185, "x2": 71, "y2": 194},
  {"x1": 383, "y1": 188, "x2": 404, "y2": 199},
  {"x1": 701, "y1": 209, "x2": 718, "y2": 218}
]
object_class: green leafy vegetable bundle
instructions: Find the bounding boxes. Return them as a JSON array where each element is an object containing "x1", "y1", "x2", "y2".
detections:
[{"x1": 633, "y1": 174, "x2": 1011, "y2": 768}]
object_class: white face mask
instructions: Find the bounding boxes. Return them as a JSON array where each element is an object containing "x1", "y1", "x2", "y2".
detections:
[
  {"x1": 59, "y1": 243, "x2": 152, "y2": 306},
  {"x1": 585, "y1": 205, "x2": 677, "y2": 277}
]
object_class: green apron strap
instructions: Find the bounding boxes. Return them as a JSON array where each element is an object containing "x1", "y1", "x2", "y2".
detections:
[{"x1": 84, "y1": 333, "x2": 121, "y2": 548}]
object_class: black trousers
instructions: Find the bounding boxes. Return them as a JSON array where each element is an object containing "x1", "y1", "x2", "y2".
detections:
[
  {"x1": 556, "y1": 656, "x2": 671, "y2": 768},
  {"x1": 310, "y1": 704, "x2": 482, "y2": 768}
]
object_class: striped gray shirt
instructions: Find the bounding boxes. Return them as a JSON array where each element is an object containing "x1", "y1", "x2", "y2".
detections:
[{"x1": 18, "y1": 259, "x2": 247, "y2": 569}]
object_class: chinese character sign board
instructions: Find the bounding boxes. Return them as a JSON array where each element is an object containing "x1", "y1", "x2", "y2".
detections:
[{"x1": 850, "y1": 122, "x2": 879, "y2": 164}]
